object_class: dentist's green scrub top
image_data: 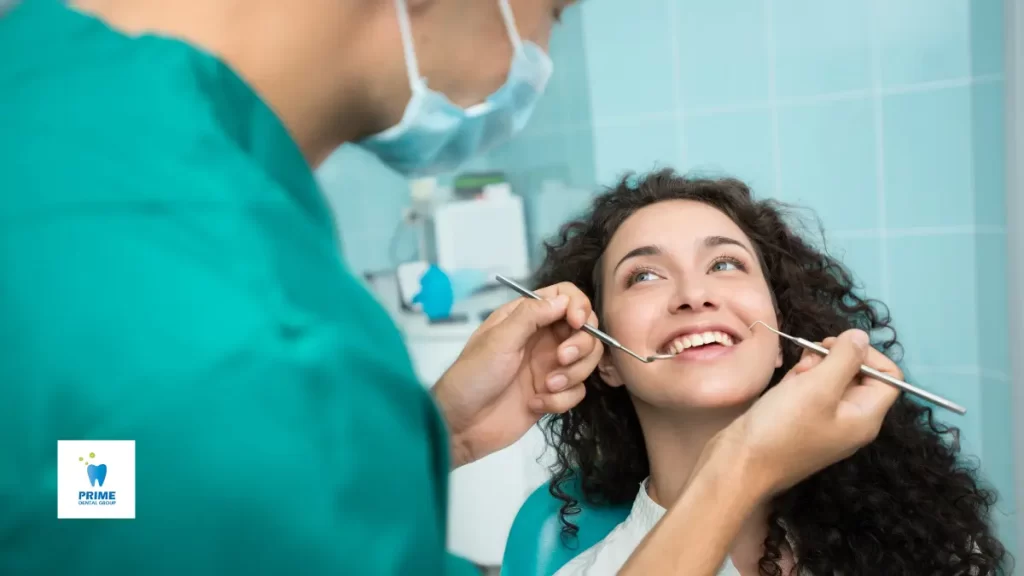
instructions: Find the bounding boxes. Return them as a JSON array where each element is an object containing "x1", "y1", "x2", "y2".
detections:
[{"x1": 0, "y1": 2, "x2": 473, "y2": 575}]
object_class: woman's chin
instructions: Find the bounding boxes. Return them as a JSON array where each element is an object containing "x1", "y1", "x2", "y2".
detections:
[
  {"x1": 630, "y1": 387, "x2": 761, "y2": 414},
  {"x1": 683, "y1": 389, "x2": 761, "y2": 411},
  {"x1": 635, "y1": 377, "x2": 766, "y2": 412}
]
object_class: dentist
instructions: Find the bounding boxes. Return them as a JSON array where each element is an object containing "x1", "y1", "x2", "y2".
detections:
[{"x1": 0, "y1": 1, "x2": 899, "y2": 575}]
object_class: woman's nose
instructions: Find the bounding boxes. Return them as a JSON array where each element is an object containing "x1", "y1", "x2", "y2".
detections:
[{"x1": 671, "y1": 278, "x2": 720, "y2": 312}]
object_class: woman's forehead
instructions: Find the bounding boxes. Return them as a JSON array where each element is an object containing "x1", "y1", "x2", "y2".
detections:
[{"x1": 606, "y1": 200, "x2": 753, "y2": 259}]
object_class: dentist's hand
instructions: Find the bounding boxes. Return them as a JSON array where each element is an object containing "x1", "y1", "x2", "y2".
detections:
[
  {"x1": 715, "y1": 329, "x2": 902, "y2": 498},
  {"x1": 432, "y1": 282, "x2": 603, "y2": 469},
  {"x1": 619, "y1": 330, "x2": 902, "y2": 575}
]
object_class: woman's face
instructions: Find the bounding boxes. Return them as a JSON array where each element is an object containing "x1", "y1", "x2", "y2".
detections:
[{"x1": 597, "y1": 200, "x2": 783, "y2": 410}]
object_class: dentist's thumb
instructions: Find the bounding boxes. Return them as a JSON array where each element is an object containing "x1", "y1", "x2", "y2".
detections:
[{"x1": 804, "y1": 329, "x2": 871, "y2": 400}]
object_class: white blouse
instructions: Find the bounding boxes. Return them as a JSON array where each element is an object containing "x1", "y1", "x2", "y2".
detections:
[
  {"x1": 554, "y1": 478, "x2": 744, "y2": 575},
  {"x1": 553, "y1": 478, "x2": 982, "y2": 575}
]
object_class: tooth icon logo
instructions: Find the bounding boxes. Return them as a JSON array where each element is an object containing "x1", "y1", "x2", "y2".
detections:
[{"x1": 79, "y1": 452, "x2": 108, "y2": 487}]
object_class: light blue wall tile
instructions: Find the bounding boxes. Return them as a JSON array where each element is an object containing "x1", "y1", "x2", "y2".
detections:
[
  {"x1": 490, "y1": 132, "x2": 569, "y2": 174},
  {"x1": 902, "y1": 371, "x2": 983, "y2": 458},
  {"x1": 772, "y1": 0, "x2": 872, "y2": 99},
  {"x1": 821, "y1": 235, "x2": 886, "y2": 301},
  {"x1": 883, "y1": 87, "x2": 973, "y2": 229},
  {"x1": 488, "y1": 131, "x2": 574, "y2": 204},
  {"x1": 593, "y1": 120, "x2": 681, "y2": 187},
  {"x1": 975, "y1": 233, "x2": 1010, "y2": 375},
  {"x1": 777, "y1": 98, "x2": 878, "y2": 231},
  {"x1": 886, "y1": 234, "x2": 977, "y2": 367},
  {"x1": 683, "y1": 110, "x2": 776, "y2": 197},
  {"x1": 972, "y1": 82, "x2": 1007, "y2": 227},
  {"x1": 565, "y1": 127, "x2": 598, "y2": 190},
  {"x1": 580, "y1": 0, "x2": 676, "y2": 121},
  {"x1": 522, "y1": 73, "x2": 568, "y2": 137},
  {"x1": 969, "y1": 0, "x2": 1005, "y2": 76},
  {"x1": 550, "y1": 6, "x2": 594, "y2": 131},
  {"x1": 316, "y1": 146, "x2": 415, "y2": 275},
  {"x1": 526, "y1": 182, "x2": 597, "y2": 263},
  {"x1": 677, "y1": 0, "x2": 770, "y2": 110},
  {"x1": 874, "y1": 0, "x2": 971, "y2": 87},
  {"x1": 980, "y1": 374, "x2": 1019, "y2": 557}
]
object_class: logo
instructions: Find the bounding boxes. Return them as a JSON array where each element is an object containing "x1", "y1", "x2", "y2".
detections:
[
  {"x1": 77, "y1": 451, "x2": 116, "y2": 507},
  {"x1": 57, "y1": 440, "x2": 136, "y2": 520},
  {"x1": 82, "y1": 452, "x2": 108, "y2": 486}
]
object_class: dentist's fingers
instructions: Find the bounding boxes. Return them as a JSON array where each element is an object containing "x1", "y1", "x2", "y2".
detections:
[
  {"x1": 530, "y1": 282, "x2": 593, "y2": 331},
  {"x1": 491, "y1": 295, "x2": 572, "y2": 352},
  {"x1": 836, "y1": 339, "x2": 903, "y2": 420},
  {"x1": 789, "y1": 338, "x2": 833, "y2": 376},
  {"x1": 485, "y1": 282, "x2": 593, "y2": 331},
  {"x1": 842, "y1": 373, "x2": 902, "y2": 422},
  {"x1": 474, "y1": 282, "x2": 594, "y2": 349},
  {"x1": 556, "y1": 311, "x2": 600, "y2": 367},
  {"x1": 791, "y1": 334, "x2": 902, "y2": 423},
  {"x1": 529, "y1": 384, "x2": 587, "y2": 414},
  {"x1": 545, "y1": 340, "x2": 604, "y2": 393},
  {"x1": 800, "y1": 336, "x2": 903, "y2": 384},
  {"x1": 800, "y1": 330, "x2": 870, "y2": 401}
]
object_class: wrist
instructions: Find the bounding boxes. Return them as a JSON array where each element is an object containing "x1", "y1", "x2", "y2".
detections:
[
  {"x1": 430, "y1": 379, "x2": 473, "y2": 470},
  {"x1": 698, "y1": 428, "x2": 771, "y2": 507},
  {"x1": 448, "y1": 432, "x2": 473, "y2": 470}
]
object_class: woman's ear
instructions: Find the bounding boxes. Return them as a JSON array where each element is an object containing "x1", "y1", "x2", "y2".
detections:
[
  {"x1": 598, "y1": 354, "x2": 625, "y2": 387},
  {"x1": 775, "y1": 343, "x2": 784, "y2": 368}
]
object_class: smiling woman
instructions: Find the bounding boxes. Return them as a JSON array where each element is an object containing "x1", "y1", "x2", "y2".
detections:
[{"x1": 535, "y1": 169, "x2": 1011, "y2": 576}]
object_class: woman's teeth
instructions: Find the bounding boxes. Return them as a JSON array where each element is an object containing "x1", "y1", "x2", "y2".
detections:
[{"x1": 666, "y1": 331, "x2": 735, "y2": 354}]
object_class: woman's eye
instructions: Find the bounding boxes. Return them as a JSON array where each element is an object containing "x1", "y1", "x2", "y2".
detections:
[
  {"x1": 711, "y1": 259, "x2": 740, "y2": 272},
  {"x1": 628, "y1": 270, "x2": 661, "y2": 286}
]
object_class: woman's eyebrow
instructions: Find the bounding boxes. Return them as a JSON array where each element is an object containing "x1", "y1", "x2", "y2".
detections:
[
  {"x1": 703, "y1": 235, "x2": 754, "y2": 258},
  {"x1": 612, "y1": 236, "x2": 753, "y2": 275},
  {"x1": 612, "y1": 245, "x2": 661, "y2": 274}
]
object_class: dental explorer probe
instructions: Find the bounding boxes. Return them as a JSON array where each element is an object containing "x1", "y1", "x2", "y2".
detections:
[
  {"x1": 495, "y1": 275, "x2": 677, "y2": 363},
  {"x1": 749, "y1": 321, "x2": 966, "y2": 415}
]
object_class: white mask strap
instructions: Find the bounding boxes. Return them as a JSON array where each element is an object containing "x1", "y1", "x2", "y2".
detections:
[
  {"x1": 394, "y1": 0, "x2": 422, "y2": 87},
  {"x1": 497, "y1": 0, "x2": 525, "y2": 52}
]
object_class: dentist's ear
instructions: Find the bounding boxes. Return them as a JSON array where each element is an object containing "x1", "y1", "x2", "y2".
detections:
[{"x1": 597, "y1": 353, "x2": 625, "y2": 387}]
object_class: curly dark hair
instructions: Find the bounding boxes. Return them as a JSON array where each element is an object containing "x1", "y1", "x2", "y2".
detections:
[{"x1": 533, "y1": 169, "x2": 1010, "y2": 575}]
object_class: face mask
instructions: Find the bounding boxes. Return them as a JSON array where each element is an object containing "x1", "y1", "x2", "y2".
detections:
[{"x1": 357, "y1": 0, "x2": 554, "y2": 177}]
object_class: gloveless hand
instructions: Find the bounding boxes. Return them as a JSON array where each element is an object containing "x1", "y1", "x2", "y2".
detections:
[
  {"x1": 432, "y1": 282, "x2": 604, "y2": 468},
  {"x1": 717, "y1": 329, "x2": 902, "y2": 498}
]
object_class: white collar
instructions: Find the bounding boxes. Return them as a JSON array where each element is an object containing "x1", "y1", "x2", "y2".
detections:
[
  {"x1": 628, "y1": 477, "x2": 799, "y2": 562},
  {"x1": 628, "y1": 477, "x2": 668, "y2": 533}
]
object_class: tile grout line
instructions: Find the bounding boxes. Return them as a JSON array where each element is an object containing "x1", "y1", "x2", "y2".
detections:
[
  {"x1": 581, "y1": 75, "x2": 1004, "y2": 130},
  {"x1": 904, "y1": 365, "x2": 1011, "y2": 382},
  {"x1": 550, "y1": 29, "x2": 577, "y2": 188},
  {"x1": 665, "y1": 0, "x2": 687, "y2": 168},
  {"x1": 764, "y1": 0, "x2": 784, "y2": 198},
  {"x1": 869, "y1": 0, "x2": 890, "y2": 304},
  {"x1": 883, "y1": 73, "x2": 1003, "y2": 96},
  {"x1": 827, "y1": 224, "x2": 1007, "y2": 239},
  {"x1": 963, "y1": 0, "x2": 981, "y2": 404}
]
